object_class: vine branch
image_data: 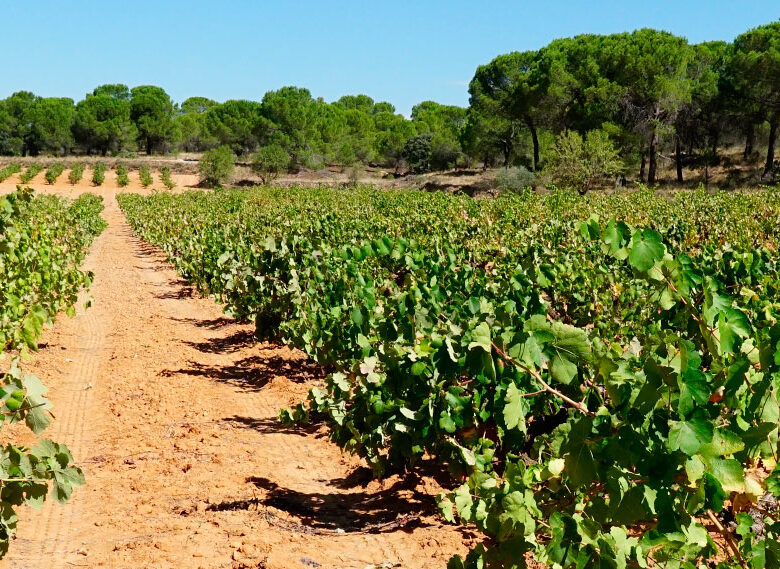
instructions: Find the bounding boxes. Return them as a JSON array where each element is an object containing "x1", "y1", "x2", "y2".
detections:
[{"x1": 492, "y1": 342, "x2": 595, "y2": 417}]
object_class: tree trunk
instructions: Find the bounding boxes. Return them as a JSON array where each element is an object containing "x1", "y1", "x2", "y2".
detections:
[
  {"x1": 744, "y1": 123, "x2": 754, "y2": 160},
  {"x1": 502, "y1": 122, "x2": 516, "y2": 167},
  {"x1": 502, "y1": 142, "x2": 511, "y2": 167},
  {"x1": 147, "y1": 136, "x2": 153, "y2": 155},
  {"x1": 525, "y1": 116, "x2": 539, "y2": 171},
  {"x1": 764, "y1": 118, "x2": 777, "y2": 177},
  {"x1": 711, "y1": 131, "x2": 719, "y2": 161},
  {"x1": 675, "y1": 136, "x2": 683, "y2": 183},
  {"x1": 648, "y1": 130, "x2": 658, "y2": 185},
  {"x1": 639, "y1": 152, "x2": 646, "y2": 182}
]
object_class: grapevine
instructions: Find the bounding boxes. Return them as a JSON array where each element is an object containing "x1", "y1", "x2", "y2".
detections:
[{"x1": 118, "y1": 185, "x2": 780, "y2": 569}]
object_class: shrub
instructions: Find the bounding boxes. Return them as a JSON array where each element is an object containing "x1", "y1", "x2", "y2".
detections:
[
  {"x1": 91, "y1": 163, "x2": 106, "y2": 186},
  {"x1": 402, "y1": 133, "x2": 434, "y2": 173},
  {"x1": 297, "y1": 149, "x2": 324, "y2": 171},
  {"x1": 139, "y1": 165, "x2": 153, "y2": 188},
  {"x1": 19, "y1": 164, "x2": 44, "y2": 184},
  {"x1": 198, "y1": 146, "x2": 234, "y2": 187},
  {"x1": 494, "y1": 166, "x2": 535, "y2": 194},
  {"x1": 335, "y1": 142, "x2": 356, "y2": 170},
  {"x1": 160, "y1": 166, "x2": 175, "y2": 190},
  {"x1": 430, "y1": 138, "x2": 461, "y2": 171},
  {"x1": 346, "y1": 166, "x2": 360, "y2": 187},
  {"x1": 68, "y1": 163, "x2": 85, "y2": 185},
  {"x1": 116, "y1": 164, "x2": 130, "y2": 187},
  {"x1": 44, "y1": 163, "x2": 66, "y2": 185},
  {"x1": 0, "y1": 163, "x2": 21, "y2": 182},
  {"x1": 545, "y1": 130, "x2": 623, "y2": 193},
  {"x1": 251, "y1": 144, "x2": 290, "y2": 184}
]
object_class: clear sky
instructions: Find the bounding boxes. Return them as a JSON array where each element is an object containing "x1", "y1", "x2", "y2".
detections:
[{"x1": 1, "y1": 1, "x2": 777, "y2": 115}]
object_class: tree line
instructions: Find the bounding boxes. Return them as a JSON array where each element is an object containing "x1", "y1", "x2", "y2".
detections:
[
  {"x1": 0, "y1": 84, "x2": 464, "y2": 173},
  {"x1": 466, "y1": 21, "x2": 780, "y2": 183},
  {"x1": 1, "y1": 20, "x2": 777, "y2": 183}
]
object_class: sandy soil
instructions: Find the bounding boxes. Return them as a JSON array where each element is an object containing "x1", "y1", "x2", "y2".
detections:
[{"x1": 0, "y1": 184, "x2": 474, "y2": 569}]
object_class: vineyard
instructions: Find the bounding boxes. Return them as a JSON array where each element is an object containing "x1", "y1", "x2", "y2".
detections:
[
  {"x1": 2, "y1": 2, "x2": 779, "y2": 567},
  {"x1": 0, "y1": 187, "x2": 106, "y2": 556},
  {"x1": 117, "y1": 185, "x2": 780, "y2": 569}
]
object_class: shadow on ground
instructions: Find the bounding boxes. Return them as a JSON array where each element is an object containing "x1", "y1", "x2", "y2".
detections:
[
  {"x1": 184, "y1": 329, "x2": 257, "y2": 353},
  {"x1": 224, "y1": 414, "x2": 325, "y2": 439},
  {"x1": 169, "y1": 316, "x2": 236, "y2": 329},
  {"x1": 207, "y1": 475, "x2": 436, "y2": 534},
  {"x1": 159, "y1": 353, "x2": 317, "y2": 391}
]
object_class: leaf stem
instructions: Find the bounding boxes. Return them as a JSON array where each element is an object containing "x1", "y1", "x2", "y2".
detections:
[
  {"x1": 0, "y1": 402, "x2": 46, "y2": 416},
  {"x1": 492, "y1": 342, "x2": 595, "y2": 417}
]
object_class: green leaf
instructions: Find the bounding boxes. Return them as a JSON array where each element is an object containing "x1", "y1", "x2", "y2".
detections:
[
  {"x1": 453, "y1": 484, "x2": 473, "y2": 519},
  {"x1": 399, "y1": 407, "x2": 417, "y2": 420},
  {"x1": 718, "y1": 308, "x2": 751, "y2": 354},
  {"x1": 548, "y1": 458, "x2": 566, "y2": 476},
  {"x1": 668, "y1": 418, "x2": 714, "y2": 455},
  {"x1": 439, "y1": 414, "x2": 457, "y2": 433},
  {"x1": 331, "y1": 372, "x2": 350, "y2": 391},
  {"x1": 698, "y1": 429, "x2": 745, "y2": 458},
  {"x1": 685, "y1": 455, "x2": 706, "y2": 484},
  {"x1": 525, "y1": 316, "x2": 590, "y2": 385},
  {"x1": 437, "y1": 495, "x2": 456, "y2": 523},
  {"x1": 503, "y1": 383, "x2": 527, "y2": 432},
  {"x1": 25, "y1": 407, "x2": 50, "y2": 434},
  {"x1": 550, "y1": 353, "x2": 578, "y2": 384},
  {"x1": 350, "y1": 307, "x2": 364, "y2": 326},
  {"x1": 682, "y1": 521, "x2": 708, "y2": 548},
  {"x1": 735, "y1": 513, "x2": 753, "y2": 538},
  {"x1": 601, "y1": 219, "x2": 629, "y2": 259},
  {"x1": 565, "y1": 444, "x2": 597, "y2": 488},
  {"x1": 468, "y1": 323, "x2": 492, "y2": 353},
  {"x1": 678, "y1": 369, "x2": 710, "y2": 417},
  {"x1": 765, "y1": 467, "x2": 780, "y2": 497},
  {"x1": 499, "y1": 491, "x2": 529, "y2": 528},
  {"x1": 628, "y1": 229, "x2": 665, "y2": 272},
  {"x1": 708, "y1": 458, "x2": 745, "y2": 493}
]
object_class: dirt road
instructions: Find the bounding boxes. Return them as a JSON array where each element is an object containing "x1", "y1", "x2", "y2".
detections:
[{"x1": 1, "y1": 185, "x2": 472, "y2": 569}]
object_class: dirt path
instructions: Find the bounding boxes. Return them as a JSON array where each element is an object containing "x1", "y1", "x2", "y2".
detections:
[{"x1": 0, "y1": 188, "x2": 472, "y2": 569}]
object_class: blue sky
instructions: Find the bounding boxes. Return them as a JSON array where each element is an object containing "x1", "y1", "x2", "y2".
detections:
[{"x1": 1, "y1": 1, "x2": 777, "y2": 115}]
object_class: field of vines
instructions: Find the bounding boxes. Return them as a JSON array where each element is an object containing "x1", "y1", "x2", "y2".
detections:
[
  {"x1": 118, "y1": 185, "x2": 780, "y2": 569},
  {"x1": 0, "y1": 187, "x2": 106, "y2": 556}
]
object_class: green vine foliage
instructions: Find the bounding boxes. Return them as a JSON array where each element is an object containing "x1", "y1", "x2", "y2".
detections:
[
  {"x1": 91, "y1": 163, "x2": 106, "y2": 186},
  {"x1": 0, "y1": 187, "x2": 106, "y2": 557},
  {"x1": 115, "y1": 164, "x2": 130, "y2": 187},
  {"x1": 118, "y1": 185, "x2": 780, "y2": 569},
  {"x1": 0, "y1": 164, "x2": 21, "y2": 183},
  {"x1": 44, "y1": 163, "x2": 65, "y2": 185},
  {"x1": 139, "y1": 165, "x2": 153, "y2": 188},
  {"x1": 160, "y1": 166, "x2": 175, "y2": 190},
  {"x1": 19, "y1": 164, "x2": 43, "y2": 184},
  {"x1": 68, "y1": 163, "x2": 85, "y2": 185}
]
